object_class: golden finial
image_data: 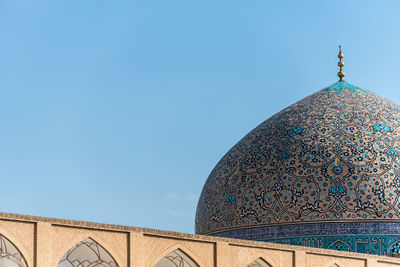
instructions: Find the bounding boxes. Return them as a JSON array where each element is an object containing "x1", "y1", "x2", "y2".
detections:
[{"x1": 337, "y1": 45, "x2": 345, "y2": 81}]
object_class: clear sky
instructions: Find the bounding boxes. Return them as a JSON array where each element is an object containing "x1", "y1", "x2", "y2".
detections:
[{"x1": 1, "y1": 0, "x2": 400, "y2": 234}]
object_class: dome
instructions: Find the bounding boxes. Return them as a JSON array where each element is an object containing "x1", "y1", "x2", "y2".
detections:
[{"x1": 195, "y1": 80, "x2": 400, "y2": 255}]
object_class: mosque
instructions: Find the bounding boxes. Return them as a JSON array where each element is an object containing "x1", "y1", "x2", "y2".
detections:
[{"x1": 1, "y1": 47, "x2": 400, "y2": 266}]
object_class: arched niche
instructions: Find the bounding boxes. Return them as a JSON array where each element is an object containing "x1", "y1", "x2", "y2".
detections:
[
  {"x1": 248, "y1": 257, "x2": 272, "y2": 267},
  {"x1": 328, "y1": 240, "x2": 351, "y2": 252},
  {"x1": 57, "y1": 237, "x2": 118, "y2": 267},
  {"x1": 0, "y1": 234, "x2": 28, "y2": 267},
  {"x1": 389, "y1": 239, "x2": 400, "y2": 255},
  {"x1": 154, "y1": 249, "x2": 199, "y2": 267}
]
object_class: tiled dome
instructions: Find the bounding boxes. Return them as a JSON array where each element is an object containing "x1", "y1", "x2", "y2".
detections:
[{"x1": 195, "y1": 81, "x2": 400, "y2": 255}]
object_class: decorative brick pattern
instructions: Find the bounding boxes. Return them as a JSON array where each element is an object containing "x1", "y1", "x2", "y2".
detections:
[{"x1": 0, "y1": 212, "x2": 399, "y2": 266}]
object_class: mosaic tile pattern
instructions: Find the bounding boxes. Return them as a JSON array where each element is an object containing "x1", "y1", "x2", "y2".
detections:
[
  {"x1": 210, "y1": 221, "x2": 400, "y2": 255},
  {"x1": 265, "y1": 234, "x2": 395, "y2": 255},
  {"x1": 196, "y1": 81, "x2": 400, "y2": 254}
]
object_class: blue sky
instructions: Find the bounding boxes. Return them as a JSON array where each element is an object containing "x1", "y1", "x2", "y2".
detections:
[{"x1": 1, "y1": 0, "x2": 400, "y2": 233}]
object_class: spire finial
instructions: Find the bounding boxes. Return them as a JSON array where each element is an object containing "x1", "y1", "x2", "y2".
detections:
[{"x1": 337, "y1": 45, "x2": 345, "y2": 81}]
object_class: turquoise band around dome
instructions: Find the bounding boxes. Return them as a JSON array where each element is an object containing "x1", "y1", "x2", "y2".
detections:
[
  {"x1": 196, "y1": 81, "x2": 400, "y2": 255},
  {"x1": 209, "y1": 221, "x2": 400, "y2": 255}
]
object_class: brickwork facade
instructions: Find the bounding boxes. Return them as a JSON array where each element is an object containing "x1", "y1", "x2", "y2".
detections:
[{"x1": 1, "y1": 212, "x2": 400, "y2": 267}]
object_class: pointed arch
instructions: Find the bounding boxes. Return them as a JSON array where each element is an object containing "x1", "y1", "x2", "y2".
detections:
[
  {"x1": 325, "y1": 260, "x2": 344, "y2": 267},
  {"x1": 247, "y1": 257, "x2": 272, "y2": 267},
  {"x1": 328, "y1": 240, "x2": 351, "y2": 252},
  {"x1": 0, "y1": 233, "x2": 28, "y2": 267},
  {"x1": 154, "y1": 248, "x2": 199, "y2": 267},
  {"x1": 57, "y1": 237, "x2": 118, "y2": 267},
  {"x1": 389, "y1": 239, "x2": 400, "y2": 255}
]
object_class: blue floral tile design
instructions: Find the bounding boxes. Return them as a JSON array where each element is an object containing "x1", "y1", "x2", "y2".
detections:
[{"x1": 196, "y1": 81, "x2": 400, "y2": 255}]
